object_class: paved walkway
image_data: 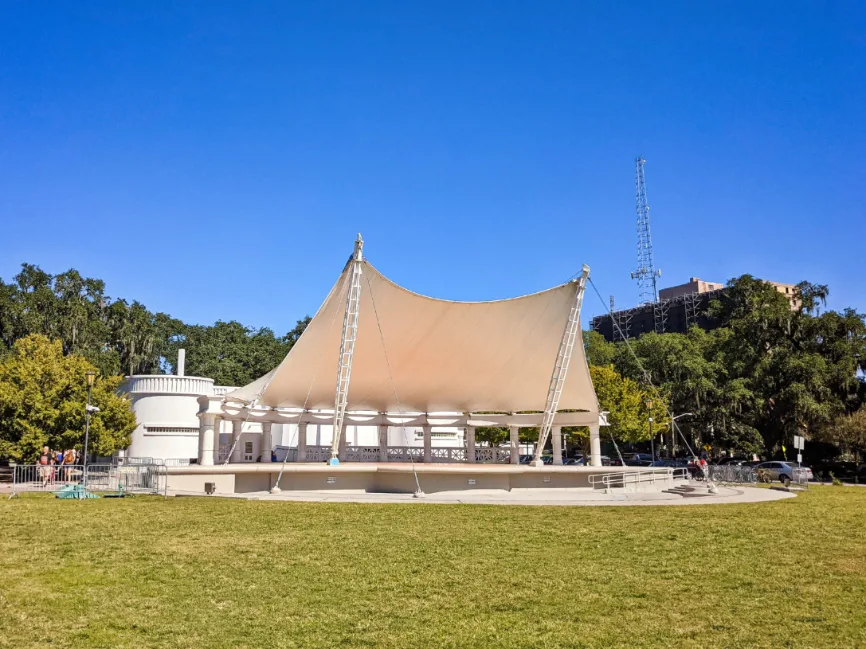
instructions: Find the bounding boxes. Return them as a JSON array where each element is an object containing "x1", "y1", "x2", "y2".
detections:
[{"x1": 173, "y1": 484, "x2": 796, "y2": 507}]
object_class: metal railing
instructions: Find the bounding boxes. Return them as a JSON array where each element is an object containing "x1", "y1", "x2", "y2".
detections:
[
  {"x1": 10, "y1": 464, "x2": 166, "y2": 498},
  {"x1": 163, "y1": 458, "x2": 192, "y2": 467},
  {"x1": 588, "y1": 468, "x2": 688, "y2": 492},
  {"x1": 117, "y1": 456, "x2": 160, "y2": 466},
  {"x1": 85, "y1": 464, "x2": 167, "y2": 495},
  {"x1": 10, "y1": 464, "x2": 85, "y2": 497}
]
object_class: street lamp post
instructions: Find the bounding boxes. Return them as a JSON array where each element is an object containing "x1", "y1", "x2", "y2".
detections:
[
  {"x1": 647, "y1": 400, "x2": 654, "y2": 461},
  {"x1": 83, "y1": 371, "x2": 96, "y2": 487},
  {"x1": 670, "y1": 412, "x2": 695, "y2": 458}
]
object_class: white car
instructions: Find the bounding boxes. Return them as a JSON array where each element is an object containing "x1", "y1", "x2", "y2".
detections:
[{"x1": 755, "y1": 461, "x2": 813, "y2": 485}]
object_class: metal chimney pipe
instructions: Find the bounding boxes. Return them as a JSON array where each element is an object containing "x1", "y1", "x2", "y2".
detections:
[{"x1": 177, "y1": 349, "x2": 186, "y2": 377}]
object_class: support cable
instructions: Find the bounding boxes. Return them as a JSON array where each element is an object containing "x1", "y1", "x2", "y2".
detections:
[
  {"x1": 363, "y1": 272, "x2": 423, "y2": 496},
  {"x1": 608, "y1": 428, "x2": 625, "y2": 466},
  {"x1": 587, "y1": 277, "x2": 698, "y2": 460},
  {"x1": 271, "y1": 297, "x2": 343, "y2": 492}
]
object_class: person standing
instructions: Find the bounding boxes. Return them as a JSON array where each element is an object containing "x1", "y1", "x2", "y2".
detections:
[
  {"x1": 38, "y1": 446, "x2": 54, "y2": 487},
  {"x1": 63, "y1": 449, "x2": 76, "y2": 480}
]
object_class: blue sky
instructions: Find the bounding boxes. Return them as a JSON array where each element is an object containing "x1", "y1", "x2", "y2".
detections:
[{"x1": 1, "y1": 1, "x2": 864, "y2": 332}]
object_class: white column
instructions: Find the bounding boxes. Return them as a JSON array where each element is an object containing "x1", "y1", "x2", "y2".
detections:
[
  {"x1": 297, "y1": 423, "x2": 308, "y2": 462},
  {"x1": 552, "y1": 426, "x2": 563, "y2": 465},
  {"x1": 261, "y1": 422, "x2": 273, "y2": 463},
  {"x1": 466, "y1": 426, "x2": 476, "y2": 463},
  {"x1": 378, "y1": 424, "x2": 388, "y2": 462},
  {"x1": 589, "y1": 424, "x2": 602, "y2": 467},
  {"x1": 198, "y1": 414, "x2": 216, "y2": 466},
  {"x1": 423, "y1": 426, "x2": 432, "y2": 463},
  {"x1": 213, "y1": 416, "x2": 223, "y2": 462},
  {"x1": 231, "y1": 419, "x2": 243, "y2": 463},
  {"x1": 509, "y1": 426, "x2": 520, "y2": 465},
  {"x1": 338, "y1": 424, "x2": 347, "y2": 460}
]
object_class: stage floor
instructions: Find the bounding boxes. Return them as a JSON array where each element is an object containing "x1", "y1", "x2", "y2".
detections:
[{"x1": 186, "y1": 485, "x2": 794, "y2": 507}]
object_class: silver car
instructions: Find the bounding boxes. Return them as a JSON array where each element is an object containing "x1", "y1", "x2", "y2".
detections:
[{"x1": 755, "y1": 461, "x2": 813, "y2": 485}]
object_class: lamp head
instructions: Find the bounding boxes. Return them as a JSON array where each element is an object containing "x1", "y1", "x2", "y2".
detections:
[{"x1": 85, "y1": 371, "x2": 96, "y2": 387}]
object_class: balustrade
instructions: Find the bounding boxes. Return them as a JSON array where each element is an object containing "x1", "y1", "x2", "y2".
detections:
[
  {"x1": 386, "y1": 446, "x2": 424, "y2": 462},
  {"x1": 223, "y1": 444, "x2": 511, "y2": 464},
  {"x1": 475, "y1": 447, "x2": 512, "y2": 464},
  {"x1": 344, "y1": 446, "x2": 380, "y2": 462},
  {"x1": 430, "y1": 447, "x2": 468, "y2": 463}
]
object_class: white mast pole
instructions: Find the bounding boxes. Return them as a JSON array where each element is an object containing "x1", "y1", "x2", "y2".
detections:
[
  {"x1": 330, "y1": 234, "x2": 364, "y2": 463},
  {"x1": 533, "y1": 264, "x2": 590, "y2": 467}
]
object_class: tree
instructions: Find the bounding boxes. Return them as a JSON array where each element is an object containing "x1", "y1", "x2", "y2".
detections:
[
  {"x1": 168, "y1": 321, "x2": 294, "y2": 387},
  {"x1": 0, "y1": 335, "x2": 137, "y2": 462},
  {"x1": 583, "y1": 330, "x2": 617, "y2": 367},
  {"x1": 474, "y1": 426, "x2": 509, "y2": 446},
  {"x1": 820, "y1": 408, "x2": 866, "y2": 461},
  {"x1": 0, "y1": 262, "x2": 309, "y2": 384},
  {"x1": 285, "y1": 316, "x2": 312, "y2": 347},
  {"x1": 585, "y1": 365, "x2": 669, "y2": 443}
]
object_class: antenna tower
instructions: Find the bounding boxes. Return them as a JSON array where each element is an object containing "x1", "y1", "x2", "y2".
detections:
[{"x1": 630, "y1": 156, "x2": 660, "y2": 304}]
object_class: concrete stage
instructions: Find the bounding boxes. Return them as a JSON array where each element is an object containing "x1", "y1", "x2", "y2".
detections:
[
  {"x1": 166, "y1": 462, "x2": 681, "y2": 496},
  {"x1": 201, "y1": 485, "x2": 795, "y2": 507}
]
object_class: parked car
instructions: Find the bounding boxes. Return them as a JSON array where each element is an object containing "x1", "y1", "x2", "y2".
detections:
[
  {"x1": 650, "y1": 459, "x2": 691, "y2": 468},
  {"x1": 570, "y1": 455, "x2": 611, "y2": 466},
  {"x1": 622, "y1": 453, "x2": 655, "y2": 463},
  {"x1": 755, "y1": 461, "x2": 813, "y2": 485},
  {"x1": 518, "y1": 455, "x2": 535, "y2": 465},
  {"x1": 715, "y1": 456, "x2": 752, "y2": 466}
]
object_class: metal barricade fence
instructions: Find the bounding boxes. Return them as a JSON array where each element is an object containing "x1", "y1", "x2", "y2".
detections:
[
  {"x1": 708, "y1": 465, "x2": 758, "y2": 484},
  {"x1": 789, "y1": 467, "x2": 810, "y2": 488},
  {"x1": 117, "y1": 456, "x2": 160, "y2": 466},
  {"x1": 86, "y1": 464, "x2": 167, "y2": 495},
  {"x1": 10, "y1": 464, "x2": 166, "y2": 498},
  {"x1": 163, "y1": 458, "x2": 192, "y2": 467},
  {"x1": 10, "y1": 464, "x2": 85, "y2": 497}
]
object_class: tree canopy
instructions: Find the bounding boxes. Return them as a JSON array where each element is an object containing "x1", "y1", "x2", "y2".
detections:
[
  {"x1": 0, "y1": 335, "x2": 137, "y2": 462},
  {"x1": 2, "y1": 263, "x2": 864, "y2": 461},
  {"x1": 0, "y1": 264, "x2": 311, "y2": 386},
  {"x1": 585, "y1": 275, "x2": 866, "y2": 457}
]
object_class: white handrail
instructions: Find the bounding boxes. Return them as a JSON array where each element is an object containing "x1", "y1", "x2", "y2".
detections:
[{"x1": 588, "y1": 468, "x2": 689, "y2": 491}]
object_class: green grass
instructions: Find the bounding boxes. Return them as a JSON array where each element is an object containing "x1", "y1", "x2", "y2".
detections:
[{"x1": 1, "y1": 488, "x2": 865, "y2": 649}]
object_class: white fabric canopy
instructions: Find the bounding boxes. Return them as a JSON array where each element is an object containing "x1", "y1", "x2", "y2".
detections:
[{"x1": 226, "y1": 260, "x2": 598, "y2": 415}]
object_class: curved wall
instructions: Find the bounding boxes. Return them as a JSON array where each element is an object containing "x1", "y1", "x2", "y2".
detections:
[{"x1": 122, "y1": 375, "x2": 216, "y2": 460}]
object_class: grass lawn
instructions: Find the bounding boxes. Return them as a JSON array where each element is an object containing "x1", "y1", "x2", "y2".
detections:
[{"x1": 1, "y1": 487, "x2": 864, "y2": 649}]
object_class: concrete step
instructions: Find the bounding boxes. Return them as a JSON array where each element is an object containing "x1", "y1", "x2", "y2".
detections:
[{"x1": 662, "y1": 485, "x2": 716, "y2": 498}]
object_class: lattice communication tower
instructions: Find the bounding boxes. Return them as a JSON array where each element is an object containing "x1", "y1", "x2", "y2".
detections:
[{"x1": 630, "y1": 156, "x2": 661, "y2": 304}]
